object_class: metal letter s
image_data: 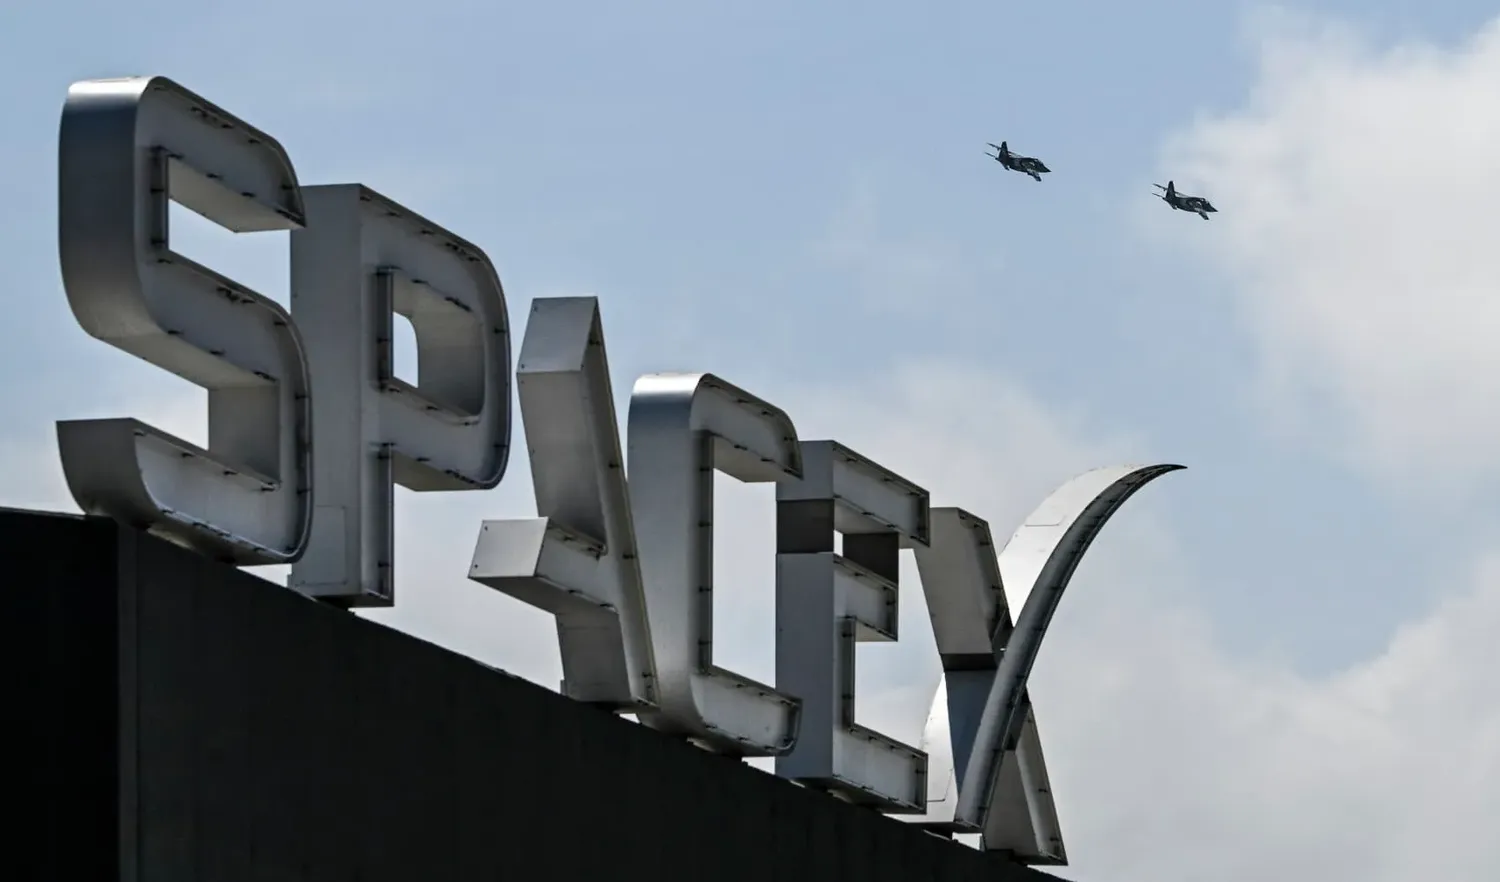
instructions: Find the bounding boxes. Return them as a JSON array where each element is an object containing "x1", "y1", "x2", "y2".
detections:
[
  {"x1": 288, "y1": 184, "x2": 511, "y2": 605},
  {"x1": 628, "y1": 373, "x2": 804, "y2": 755},
  {"x1": 774, "y1": 440, "x2": 931, "y2": 811},
  {"x1": 468, "y1": 297, "x2": 658, "y2": 710},
  {"x1": 56, "y1": 76, "x2": 315, "y2": 565}
]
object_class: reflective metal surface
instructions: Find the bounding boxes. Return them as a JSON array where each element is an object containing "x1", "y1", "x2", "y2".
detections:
[
  {"x1": 56, "y1": 76, "x2": 315, "y2": 565},
  {"x1": 469, "y1": 297, "x2": 658, "y2": 710},
  {"x1": 910, "y1": 464, "x2": 1183, "y2": 861},
  {"x1": 628, "y1": 373, "x2": 805, "y2": 755},
  {"x1": 287, "y1": 184, "x2": 512, "y2": 606},
  {"x1": 774, "y1": 441, "x2": 931, "y2": 810}
]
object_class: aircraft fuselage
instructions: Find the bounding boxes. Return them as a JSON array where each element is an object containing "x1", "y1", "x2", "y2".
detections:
[
  {"x1": 1165, "y1": 194, "x2": 1214, "y2": 219},
  {"x1": 1002, "y1": 156, "x2": 1046, "y2": 181}
]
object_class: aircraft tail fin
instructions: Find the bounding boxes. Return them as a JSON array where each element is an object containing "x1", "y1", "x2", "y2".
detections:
[{"x1": 1166, "y1": 180, "x2": 1175, "y2": 196}]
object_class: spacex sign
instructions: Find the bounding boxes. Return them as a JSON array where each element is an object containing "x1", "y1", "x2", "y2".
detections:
[{"x1": 51, "y1": 75, "x2": 1183, "y2": 865}]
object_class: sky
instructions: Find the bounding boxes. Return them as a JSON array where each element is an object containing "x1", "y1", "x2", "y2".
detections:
[{"x1": 3, "y1": 0, "x2": 1500, "y2": 878}]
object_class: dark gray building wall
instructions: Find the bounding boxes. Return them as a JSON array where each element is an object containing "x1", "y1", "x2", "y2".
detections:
[{"x1": 4, "y1": 507, "x2": 1070, "y2": 881}]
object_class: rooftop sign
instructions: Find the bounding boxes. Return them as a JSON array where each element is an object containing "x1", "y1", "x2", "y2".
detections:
[{"x1": 49, "y1": 75, "x2": 1183, "y2": 865}]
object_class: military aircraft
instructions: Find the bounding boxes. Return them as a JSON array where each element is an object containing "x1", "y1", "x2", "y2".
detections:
[
  {"x1": 1153, "y1": 181, "x2": 1217, "y2": 219},
  {"x1": 986, "y1": 141, "x2": 1051, "y2": 181}
]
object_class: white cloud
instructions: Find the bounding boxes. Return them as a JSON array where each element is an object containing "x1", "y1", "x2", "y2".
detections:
[
  {"x1": 1158, "y1": 10, "x2": 1500, "y2": 498},
  {"x1": 1074, "y1": 11, "x2": 1500, "y2": 880},
  {"x1": 1041, "y1": 548, "x2": 1500, "y2": 882}
]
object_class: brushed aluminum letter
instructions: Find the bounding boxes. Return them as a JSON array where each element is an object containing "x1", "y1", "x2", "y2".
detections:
[
  {"x1": 289, "y1": 184, "x2": 511, "y2": 605},
  {"x1": 55, "y1": 76, "x2": 314, "y2": 565},
  {"x1": 907, "y1": 508, "x2": 1063, "y2": 862},
  {"x1": 774, "y1": 440, "x2": 931, "y2": 811},
  {"x1": 468, "y1": 297, "x2": 658, "y2": 709},
  {"x1": 628, "y1": 373, "x2": 804, "y2": 755},
  {"x1": 909, "y1": 464, "x2": 1184, "y2": 863}
]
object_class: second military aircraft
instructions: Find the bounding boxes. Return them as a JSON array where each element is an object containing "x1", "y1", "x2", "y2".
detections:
[
  {"x1": 1153, "y1": 181, "x2": 1217, "y2": 219},
  {"x1": 986, "y1": 141, "x2": 1050, "y2": 181}
]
